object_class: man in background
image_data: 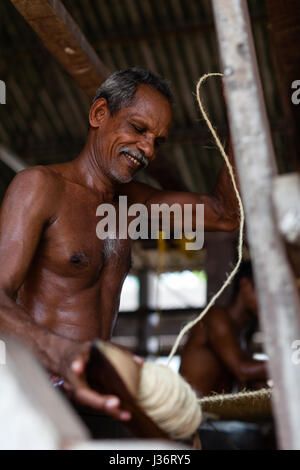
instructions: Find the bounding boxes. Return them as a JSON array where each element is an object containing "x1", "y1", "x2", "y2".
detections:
[{"x1": 180, "y1": 262, "x2": 268, "y2": 396}]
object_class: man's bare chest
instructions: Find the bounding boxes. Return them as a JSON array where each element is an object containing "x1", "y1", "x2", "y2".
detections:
[{"x1": 38, "y1": 192, "x2": 131, "y2": 282}]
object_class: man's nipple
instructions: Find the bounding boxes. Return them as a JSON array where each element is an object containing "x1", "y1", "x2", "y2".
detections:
[{"x1": 69, "y1": 252, "x2": 89, "y2": 266}]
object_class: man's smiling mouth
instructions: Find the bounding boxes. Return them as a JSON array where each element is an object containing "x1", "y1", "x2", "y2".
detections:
[
  {"x1": 123, "y1": 151, "x2": 142, "y2": 168},
  {"x1": 120, "y1": 147, "x2": 149, "y2": 169}
]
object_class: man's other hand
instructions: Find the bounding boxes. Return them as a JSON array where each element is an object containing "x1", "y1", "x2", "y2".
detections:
[{"x1": 61, "y1": 342, "x2": 132, "y2": 421}]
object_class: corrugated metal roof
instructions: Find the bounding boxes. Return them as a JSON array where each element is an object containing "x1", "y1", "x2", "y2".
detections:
[{"x1": 0, "y1": 0, "x2": 295, "y2": 198}]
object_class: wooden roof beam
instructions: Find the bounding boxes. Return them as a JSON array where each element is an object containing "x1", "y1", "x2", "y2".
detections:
[
  {"x1": 0, "y1": 145, "x2": 29, "y2": 173},
  {"x1": 10, "y1": 0, "x2": 110, "y2": 99}
]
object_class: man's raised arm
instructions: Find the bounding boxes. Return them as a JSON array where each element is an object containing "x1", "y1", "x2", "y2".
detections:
[{"x1": 120, "y1": 139, "x2": 240, "y2": 232}]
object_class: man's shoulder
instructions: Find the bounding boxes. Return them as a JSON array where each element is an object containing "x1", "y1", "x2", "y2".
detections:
[
  {"x1": 0, "y1": 166, "x2": 65, "y2": 224},
  {"x1": 4, "y1": 166, "x2": 64, "y2": 215},
  {"x1": 10, "y1": 165, "x2": 64, "y2": 195}
]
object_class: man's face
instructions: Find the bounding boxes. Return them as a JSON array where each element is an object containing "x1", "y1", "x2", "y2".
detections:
[{"x1": 91, "y1": 84, "x2": 173, "y2": 183}]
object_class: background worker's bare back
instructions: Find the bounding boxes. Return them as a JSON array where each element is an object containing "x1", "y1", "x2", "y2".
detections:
[
  {"x1": 180, "y1": 303, "x2": 267, "y2": 396},
  {"x1": 180, "y1": 321, "x2": 234, "y2": 396}
]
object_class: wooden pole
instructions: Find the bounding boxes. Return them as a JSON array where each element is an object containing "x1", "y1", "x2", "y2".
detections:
[{"x1": 212, "y1": 0, "x2": 300, "y2": 449}]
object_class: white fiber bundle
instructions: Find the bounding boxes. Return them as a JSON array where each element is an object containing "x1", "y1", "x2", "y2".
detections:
[{"x1": 137, "y1": 362, "x2": 202, "y2": 440}]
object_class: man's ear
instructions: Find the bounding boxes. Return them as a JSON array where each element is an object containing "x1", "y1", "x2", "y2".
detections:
[{"x1": 89, "y1": 98, "x2": 109, "y2": 128}]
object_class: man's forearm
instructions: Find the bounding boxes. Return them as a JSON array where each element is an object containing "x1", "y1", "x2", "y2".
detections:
[
  {"x1": 0, "y1": 292, "x2": 75, "y2": 374},
  {"x1": 237, "y1": 359, "x2": 267, "y2": 383},
  {"x1": 212, "y1": 138, "x2": 240, "y2": 228}
]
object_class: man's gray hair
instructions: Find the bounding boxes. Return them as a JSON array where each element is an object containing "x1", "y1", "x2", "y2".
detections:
[{"x1": 92, "y1": 67, "x2": 174, "y2": 115}]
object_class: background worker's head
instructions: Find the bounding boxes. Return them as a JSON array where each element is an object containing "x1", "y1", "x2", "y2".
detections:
[{"x1": 232, "y1": 261, "x2": 258, "y2": 314}]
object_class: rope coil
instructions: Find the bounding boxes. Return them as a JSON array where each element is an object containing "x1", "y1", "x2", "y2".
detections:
[{"x1": 137, "y1": 362, "x2": 202, "y2": 439}]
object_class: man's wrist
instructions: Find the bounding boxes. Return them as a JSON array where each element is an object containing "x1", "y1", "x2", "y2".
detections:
[{"x1": 37, "y1": 331, "x2": 76, "y2": 375}]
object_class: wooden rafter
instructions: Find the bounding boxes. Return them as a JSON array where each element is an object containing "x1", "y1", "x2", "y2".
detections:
[
  {"x1": 0, "y1": 145, "x2": 29, "y2": 173},
  {"x1": 10, "y1": 0, "x2": 110, "y2": 99}
]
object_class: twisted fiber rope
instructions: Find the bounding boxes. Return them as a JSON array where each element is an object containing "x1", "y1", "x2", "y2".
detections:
[
  {"x1": 137, "y1": 74, "x2": 245, "y2": 440},
  {"x1": 167, "y1": 73, "x2": 245, "y2": 365},
  {"x1": 200, "y1": 388, "x2": 272, "y2": 406},
  {"x1": 200, "y1": 388, "x2": 272, "y2": 421}
]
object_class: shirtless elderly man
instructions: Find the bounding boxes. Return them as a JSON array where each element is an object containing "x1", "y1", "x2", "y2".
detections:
[{"x1": 0, "y1": 68, "x2": 239, "y2": 423}]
